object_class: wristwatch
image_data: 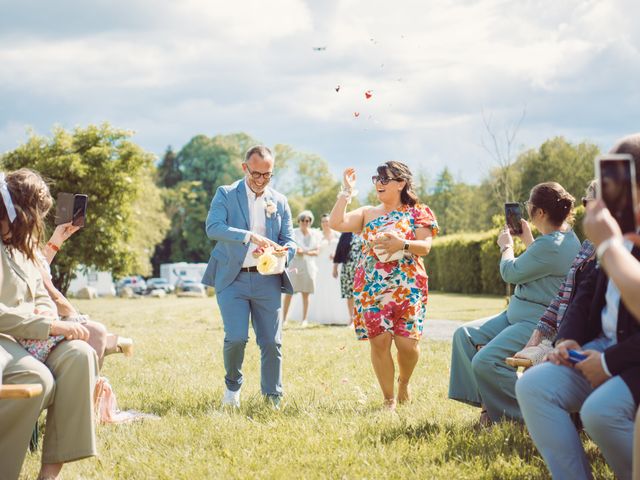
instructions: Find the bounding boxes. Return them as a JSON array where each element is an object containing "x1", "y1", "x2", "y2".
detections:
[{"x1": 403, "y1": 241, "x2": 410, "y2": 254}]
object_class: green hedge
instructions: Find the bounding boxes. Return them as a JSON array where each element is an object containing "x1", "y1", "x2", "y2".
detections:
[
  {"x1": 425, "y1": 231, "x2": 525, "y2": 296},
  {"x1": 425, "y1": 207, "x2": 585, "y2": 295}
]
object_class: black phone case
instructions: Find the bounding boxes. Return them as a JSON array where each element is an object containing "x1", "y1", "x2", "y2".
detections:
[{"x1": 505, "y1": 203, "x2": 523, "y2": 234}]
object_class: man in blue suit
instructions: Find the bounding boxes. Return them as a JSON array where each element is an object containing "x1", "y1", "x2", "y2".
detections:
[{"x1": 202, "y1": 145, "x2": 296, "y2": 407}]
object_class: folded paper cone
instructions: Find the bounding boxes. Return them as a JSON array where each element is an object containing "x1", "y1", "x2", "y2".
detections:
[{"x1": 373, "y1": 246, "x2": 404, "y2": 263}]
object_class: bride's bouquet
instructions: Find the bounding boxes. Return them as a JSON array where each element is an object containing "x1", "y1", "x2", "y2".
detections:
[{"x1": 252, "y1": 246, "x2": 288, "y2": 275}]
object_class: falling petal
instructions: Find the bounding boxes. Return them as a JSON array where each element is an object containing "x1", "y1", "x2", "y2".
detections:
[
  {"x1": 354, "y1": 112, "x2": 360, "y2": 118},
  {"x1": 365, "y1": 90, "x2": 373, "y2": 99},
  {"x1": 335, "y1": 85, "x2": 341, "y2": 92}
]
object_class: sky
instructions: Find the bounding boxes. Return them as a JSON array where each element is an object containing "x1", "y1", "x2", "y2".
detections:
[{"x1": 1, "y1": 0, "x2": 639, "y2": 185}]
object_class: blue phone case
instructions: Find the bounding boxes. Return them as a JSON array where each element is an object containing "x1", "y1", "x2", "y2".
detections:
[{"x1": 568, "y1": 349, "x2": 587, "y2": 364}]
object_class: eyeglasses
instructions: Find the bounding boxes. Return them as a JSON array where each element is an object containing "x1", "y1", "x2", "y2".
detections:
[
  {"x1": 582, "y1": 197, "x2": 593, "y2": 207},
  {"x1": 371, "y1": 175, "x2": 403, "y2": 185},
  {"x1": 245, "y1": 164, "x2": 273, "y2": 180},
  {"x1": 299, "y1": 218, "x2": 312, "y2": 223}
]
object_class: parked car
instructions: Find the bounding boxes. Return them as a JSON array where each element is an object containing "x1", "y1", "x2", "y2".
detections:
[
  {"x1": 146, "y1": 277, "x2": 175, "y2": 294},
  {"x1": 175, "y1": 279, "x2": 206, "y2": 298},
  {"x1": 115, "y1": 276, "x2": 147, "y2": 295}
]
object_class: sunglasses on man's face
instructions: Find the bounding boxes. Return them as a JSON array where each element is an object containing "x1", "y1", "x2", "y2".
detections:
[
  {"x1": 299, "y1": 218, "x2": 311, "y2": 223},
  {"x1": 371, "y1": 175, "x2": 402, "y2": 186}
]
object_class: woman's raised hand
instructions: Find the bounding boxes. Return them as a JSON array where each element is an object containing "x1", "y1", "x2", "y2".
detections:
[
  {"x1": 50, "y1": 222, "x2": 81, "y2": 247},
  {"x1": 343, "y1": 168, "x2": 356, "y2": 191},
  {"x1": 497, "y1": 227, "x2": 513, "y2": 250},
  {"x1": 518, "y1": 219, "x2": 535, "y2": 246}
]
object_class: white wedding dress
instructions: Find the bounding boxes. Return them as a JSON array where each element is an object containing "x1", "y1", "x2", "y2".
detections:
[{"x1": 290, "y1": 230, "x2": 349, "y2": 325}]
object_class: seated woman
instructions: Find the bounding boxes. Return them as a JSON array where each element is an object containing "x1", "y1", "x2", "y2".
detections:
[
  {"x1": 0, "y1": 168, "x2": 98, "y2": 480},
  {"x1": 18, "y1": 222, "x2": 132, "y2": 368},
  {"x1": 448, "y1": 182, "x2": 581, "y2": 424},
  {"x1": 514, "y1": 181, "x2": 598, "y2": 365}
]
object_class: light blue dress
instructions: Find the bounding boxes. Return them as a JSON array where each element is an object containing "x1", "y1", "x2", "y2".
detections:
[{"x1": 448, "y1": 229, "x2": 581, "y2": 422}]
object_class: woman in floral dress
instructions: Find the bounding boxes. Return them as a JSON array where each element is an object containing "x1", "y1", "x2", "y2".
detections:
[{"x1": 329, "y1": 161, "x2": 438, "y2": 410}]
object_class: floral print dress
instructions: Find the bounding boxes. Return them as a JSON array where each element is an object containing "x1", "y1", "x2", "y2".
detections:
[{"x1": 353, "y1": 204, "x2": 439, "y2": 341}]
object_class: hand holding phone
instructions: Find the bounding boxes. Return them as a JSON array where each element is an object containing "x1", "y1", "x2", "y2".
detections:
[
  {"x1": 596, "y1": 154, "x2": 638, "y2": 233},
  {"x1": 505, "y1": 202, "x2": 523, "y2": 235},
  {"x1": 567, "y1": 349, "x2": 587, "y2": 364},
  {"x1": 55, "y1": 193, "x2": 88, "y2": 227}
]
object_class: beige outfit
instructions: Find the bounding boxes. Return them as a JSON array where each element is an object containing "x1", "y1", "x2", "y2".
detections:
[
  {"x1": 0, "y1": 243, "x2": 98, "y2": 480},
  {"x1": 289, "y1": 228, "x2": 319, "y2": 293}
]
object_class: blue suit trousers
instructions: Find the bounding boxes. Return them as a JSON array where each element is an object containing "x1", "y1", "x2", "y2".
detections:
[{"x1": 216, "y1": 271, "x2": 283, "y2": 397}]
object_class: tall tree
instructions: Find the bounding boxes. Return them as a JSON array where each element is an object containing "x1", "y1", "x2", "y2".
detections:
[
  {"x1": 518, "y1": 137, "x2": 598, "y2": 200},
  {"x1": 429, "y1": 168, "x2": 455, "y2": 235},
  {"x1": 1, "y1": 123, "x2": 168, "y2": 293},
  {"x1": 157, "y1": 146, "x2": 182, "y2": 188}
]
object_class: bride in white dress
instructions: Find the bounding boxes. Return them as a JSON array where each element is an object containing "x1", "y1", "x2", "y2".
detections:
[{"x1": 307, "y1": 214, "x2": 349, "y2": 325}]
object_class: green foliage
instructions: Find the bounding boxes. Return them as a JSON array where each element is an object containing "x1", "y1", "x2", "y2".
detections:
[
  {"x1": 156, "y1": 146, "x2": 182, "y2": 188},
  {"x1": 518, "y1": 137, "x2": 598, "y2": 203},
  {"x1": 152, "y1": 133, "x2": 257, "y2": 270},
  {"x1": 426, "y1": 227, "x2": 525, "y2": 296},
  {"x1": 0, "y1": 124, "x2": 168, "y2": 292}
]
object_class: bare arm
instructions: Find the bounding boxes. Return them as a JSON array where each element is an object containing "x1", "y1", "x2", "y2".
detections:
[
  {"x1": 44, "y1": 223, "x2": 80, "y2": 264},
  {"x1": 328, "y1": 193, "x2": 367, "y2": 233},
  {"x1": 584, "y1": 200, "x2": 640, "y2": 321}
]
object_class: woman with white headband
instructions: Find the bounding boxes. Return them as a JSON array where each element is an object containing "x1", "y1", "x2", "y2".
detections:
[{"x1": 0, "y1": 168, "x2": 98, "y2": 480}]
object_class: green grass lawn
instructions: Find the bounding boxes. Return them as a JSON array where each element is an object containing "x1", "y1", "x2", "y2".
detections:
[{"x1": 20, "y1": 293, "x2": 612, "y2": 479}]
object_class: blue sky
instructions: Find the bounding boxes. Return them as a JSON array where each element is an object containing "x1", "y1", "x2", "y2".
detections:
[{"x1": 1, "y1": 0, "x2": 639, "y2": 184}]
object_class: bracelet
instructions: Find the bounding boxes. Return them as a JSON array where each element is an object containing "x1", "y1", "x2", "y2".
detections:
[
  {"x1": 596, "y1": 237, "x2": 624, "y2": 261},
  {"x1": 336, "y1": 190, "x2": 353, "y2": 205},
  {"x1": 500, "y1": 244, "x2": 513, "y2": 254},
  {"x1": 46, "y1": 242, "x2": 60, "y2": 252}
]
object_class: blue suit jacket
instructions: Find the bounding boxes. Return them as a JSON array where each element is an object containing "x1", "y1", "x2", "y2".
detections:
[{"x1": 201, "y1": 179, "x2": 296, "y2": 294}]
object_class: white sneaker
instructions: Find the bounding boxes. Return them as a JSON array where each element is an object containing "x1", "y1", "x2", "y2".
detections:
[
  {"x1": 222, "y1": 387, "x2": 241, "y2": 407},
  {"x1": 301, "y1": 320, "x2": 308, "y2": 328}
]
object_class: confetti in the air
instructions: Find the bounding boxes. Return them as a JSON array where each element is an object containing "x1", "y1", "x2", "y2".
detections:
[
  {"x1": 335, "y1": 85, "x2": 341, "y2": 92},
  {"x1": 354, "y1": 112, "x2": 360, "y2": 118},
  {"x1": 365, "y1": 90, "x2": 373, "y2": 99}
]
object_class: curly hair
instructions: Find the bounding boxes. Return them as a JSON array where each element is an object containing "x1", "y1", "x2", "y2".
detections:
[
  {"x1": 0, "y1": 168, "x2": 53, "y2": 261},
  {"x1": 377, "y1": 161, "x2": 420, "y2": 206}
]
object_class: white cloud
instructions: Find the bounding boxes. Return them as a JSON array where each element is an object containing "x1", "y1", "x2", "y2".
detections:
[{"x1": 1, "y1": 0, "x2": 639, "y2": 183}]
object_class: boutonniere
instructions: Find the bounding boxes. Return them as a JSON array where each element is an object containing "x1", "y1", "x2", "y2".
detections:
[{"x1": 265, "y1": 199, "x2": 277, "y2": 218}]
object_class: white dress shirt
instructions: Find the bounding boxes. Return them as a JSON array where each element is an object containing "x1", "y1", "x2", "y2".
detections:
[
  {"x1": 599, "y1": 238, "x2": 633, "y2": 376},
  {"x1": 242, "y1": 180, "x2": 267, "y2": 268}
]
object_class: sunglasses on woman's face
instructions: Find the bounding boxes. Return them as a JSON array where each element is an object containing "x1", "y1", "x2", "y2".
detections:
[
  {"x1": 299, "y1": 218, "x2": 311, "y2": 223},
  {"x1": 371, "y1": 175, "x2": 402, "y2": 185}
]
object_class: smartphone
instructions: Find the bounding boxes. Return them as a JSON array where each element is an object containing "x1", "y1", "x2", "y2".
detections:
[
  {"x1": 55, "y1": 193, "x2": 88, "y2": 227},
  {"x1": 567, "y1": 349, "x2": 587, "y2": 364},
  {"x1": 596, "y1": 154, "x2": 638, "y2": 233},
  {"x1": 72, "y1": 194, "x2": 88, "y2": 227},
  {"x1": 505, "y1": 202, "x2": 523, "y2": 235}
]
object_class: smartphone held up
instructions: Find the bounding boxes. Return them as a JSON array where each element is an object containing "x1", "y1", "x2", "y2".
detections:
[
  {"x1": 596, "y1": 154, "x2": 638, "y2": 233},
  {"x1": 504, "y1": 202, "x2": 523, "y2": 235},
  {"x1": 55, "y1": 193, "x2": 88, "y2": 227}
]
